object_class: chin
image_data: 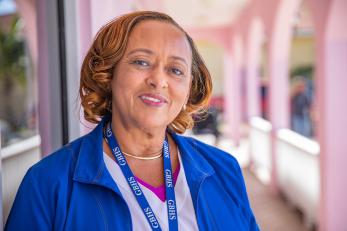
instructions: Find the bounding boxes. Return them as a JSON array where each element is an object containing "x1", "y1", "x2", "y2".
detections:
[{"x1": 138, "y1": 118, "x2": 168, "y2": 130}]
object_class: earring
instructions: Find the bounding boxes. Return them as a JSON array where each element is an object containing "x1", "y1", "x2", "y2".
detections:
[{"x1": 182, "y1": 104, "x2": 187, "y2": 111}]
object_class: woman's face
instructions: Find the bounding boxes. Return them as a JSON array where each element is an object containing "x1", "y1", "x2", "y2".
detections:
[{"x1": 111, "y1": 20, "x2": 192, "y2": 131}]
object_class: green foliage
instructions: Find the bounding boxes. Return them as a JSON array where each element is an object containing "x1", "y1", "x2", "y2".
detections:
[
  {"x1": 0, "y1": 15, "x2": 26, "y2": 84},
  {"x1": 0, "y1": 15, "x2": 28, "y2": 145},
  {"x1": 290, "y1": 65, "x2": 314, "y2": 79}
]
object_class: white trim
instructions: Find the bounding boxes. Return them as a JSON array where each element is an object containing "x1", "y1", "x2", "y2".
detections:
[
  {"x1": 277, "y1": 128, "x2": 320, "y2": 155},
  {"x1": 250, "y1": 116, "x2": 272, "y2": 132},
  {"x1": 1, "y1": 135, "x2": 41, "y2": 159}
]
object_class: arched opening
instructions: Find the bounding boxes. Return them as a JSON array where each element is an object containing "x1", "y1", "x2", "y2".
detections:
[
  {"x1": 191, "y1": 40, "x2": 225, "y2": 146},
  {"x1": 271, "y1": 0, "x2": 320, "y2": 228},
  {"x1": 246, "y1": 18, "x2": 272, "y2": 184},
  {"x1": 288, "y1": 0, "x2": 316, "y2": 139},
  {"x1": 195, "y1": 40, "x2": 224, "y2": 99},
  {"x1": 231, "y1": 35, "x2": 244, "y2": 146},
  {"x1": 259, "y1": 39, "x2": 269, "y2": 121},
  {"x1": 247, "y1": 18, "x2": 266, "y2": 120}
]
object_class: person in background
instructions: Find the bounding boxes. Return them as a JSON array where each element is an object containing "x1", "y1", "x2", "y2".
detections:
[
  {"x1": 290, "y1": 76, "x2": 312, "y2": 137},
  {"x1": 5, "y1": 11, "x2": 259, "y2": 231}
]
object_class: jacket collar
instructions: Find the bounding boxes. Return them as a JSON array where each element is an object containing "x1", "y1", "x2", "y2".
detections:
[
  {"x1": 73, "y1": 115, "x2": 122, "y2": 196},
  {"x1": 170, "y1": 132, "x2": 215, "y2": 177},
  {"x1": 170, "y1": 132, "x2": 215, "y2": 209}
]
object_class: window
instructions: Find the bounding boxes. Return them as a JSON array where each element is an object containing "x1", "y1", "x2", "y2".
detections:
[{"x1": 0, "y1": 0, "x2": 38, "y2": 147}]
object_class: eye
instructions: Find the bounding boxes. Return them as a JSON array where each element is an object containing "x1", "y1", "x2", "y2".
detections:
[
  {"x1": 131, "y1": 59, "x2": 149, "y2": 67},
  {"x1": 169, "y1": 67, "x2": 184, "y2": 76}
]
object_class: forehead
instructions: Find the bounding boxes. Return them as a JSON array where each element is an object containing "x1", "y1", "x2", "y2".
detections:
[{"x1": 125, "y1": 20, "x2": 192, "y2": 59}]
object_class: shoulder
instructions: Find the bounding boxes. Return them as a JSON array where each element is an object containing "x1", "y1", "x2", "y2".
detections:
[{"x1": 179, "y1": 136, "x2": 258, "y2": 225}]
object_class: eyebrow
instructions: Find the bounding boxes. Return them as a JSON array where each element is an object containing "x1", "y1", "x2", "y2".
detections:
[
  {"x1": 126, "y1": 48, "x2": 154, "y2": 56},
  {"x1": 169, "y1": 56, "x2": 188, "y2": 67},
  {"x1": 126, "y1": 48, "x2": 189, "y2": 67}
]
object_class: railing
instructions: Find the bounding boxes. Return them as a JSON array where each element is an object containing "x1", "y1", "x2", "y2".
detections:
[
  {"x1": 249, "y1": 116, "x2": 320, "y2": 228},
  {"x1": 1, "y1": 135, "x2": 41, "y2": 224},
  {"x1": 276, "y1": 129, "x2": 320, "y2": 228},
  {"x1": 249, "y1": 117, "x2": 272, "y2": 184}
]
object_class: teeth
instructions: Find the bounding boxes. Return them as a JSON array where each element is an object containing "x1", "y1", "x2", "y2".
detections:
[{"x1": 141, "y1": 96, "x2": 161, "y2": 102}]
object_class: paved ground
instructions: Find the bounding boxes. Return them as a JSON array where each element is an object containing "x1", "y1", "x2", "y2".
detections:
[{"x1": 243, "y1": 169, "x2": 309, "y2": 231}]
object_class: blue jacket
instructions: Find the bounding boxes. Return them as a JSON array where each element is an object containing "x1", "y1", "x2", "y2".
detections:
[{"x1": 5, "y1": 118, "x2": 259, "y2": 231}]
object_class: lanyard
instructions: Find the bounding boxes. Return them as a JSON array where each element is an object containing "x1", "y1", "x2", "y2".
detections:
[{"x1": 104, "y1": 122, "x2": 178, "y2": 231}]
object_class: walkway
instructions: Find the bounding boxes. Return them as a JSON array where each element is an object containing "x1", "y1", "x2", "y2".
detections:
[
  {"x1": 243, "y1": 169, "x2": 309, "y2": 231},
  {"x1": 189, "y1": 132, "x2": 310, "y2": 231}
]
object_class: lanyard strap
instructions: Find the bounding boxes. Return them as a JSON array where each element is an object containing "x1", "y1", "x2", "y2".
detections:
[
  {"x1": 104, "y1": 123, "x2": 178, "y2": 231},
  {"x1": 162, "y1": 137, "x2": 178, "y2": 231}
]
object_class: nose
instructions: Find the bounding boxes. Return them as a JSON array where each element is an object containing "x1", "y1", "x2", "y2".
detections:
[{"x1": 146, "y1": 65, "x2": 168, "y2": 89}]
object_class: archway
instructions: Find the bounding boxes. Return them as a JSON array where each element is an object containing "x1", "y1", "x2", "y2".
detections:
[
  {"x1": 288, "y1": 0, "x2": 316, "y2": 139},
  {"x1": 246, "y1": 17, "x2": 268, "y2": 120}
]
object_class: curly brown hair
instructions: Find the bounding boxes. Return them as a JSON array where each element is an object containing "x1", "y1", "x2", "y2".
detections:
[{"x1": 79, "y1": 11, "x2": 212, "y2": 134}]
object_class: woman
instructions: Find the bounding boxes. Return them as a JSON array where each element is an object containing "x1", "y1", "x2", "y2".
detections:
[{"x1": 5, "y1": 11, "x2": 259, "y2": 231}]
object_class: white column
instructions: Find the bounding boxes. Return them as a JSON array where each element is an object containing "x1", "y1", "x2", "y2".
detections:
[
  {"x1": 267, "y1": 0, "x2": 301, "y2": 193},
  {"x1": 229, "y1": 36, "x2": 243, "y2": 145},
  {"x1": 223, "y1": 51, "x2": 234, "y2": 139},
  {"x1": 246, "y1": 18, "x2": 264, "y2": 119}
]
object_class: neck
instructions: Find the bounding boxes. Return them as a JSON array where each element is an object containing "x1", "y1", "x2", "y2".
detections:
[{"x1": 110, "y1": 116, "x2": 167, "y2": 158}]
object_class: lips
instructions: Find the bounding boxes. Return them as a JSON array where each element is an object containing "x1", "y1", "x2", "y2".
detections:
[{"x1": 139, "y1": 93, "x2": 168, "y2": 107}]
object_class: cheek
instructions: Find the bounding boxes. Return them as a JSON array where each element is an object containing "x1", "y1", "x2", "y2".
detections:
[
  {"x1": 181, "y1": 78, "x2": 192, "y2": 99},
  {"x1": 171, "y1": 83, "x2": 191, "y2": 106},
  {"x1": 112, "y1": 69, "x2": 140, "y2": 93},
  {"x1": 111, "y1": 78, "x2": 123, "y2": 99}
]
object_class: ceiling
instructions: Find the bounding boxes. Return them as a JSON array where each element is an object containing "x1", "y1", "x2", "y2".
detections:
[
  {"x1": 135, "y1": 0, "x2": 250, "y2": 28},
  {"x1": 0, "y1": 0, "x2": 250, "y2": 29}
]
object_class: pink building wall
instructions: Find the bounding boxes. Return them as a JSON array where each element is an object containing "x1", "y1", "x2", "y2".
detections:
[
  {"x1": 232, "y1": 0, "x2": 347, "y2": 229},
  {"x1": 190, "y1": 0, "x2": 347, "y2": 229},
  {"x1": 314, "y1": 0, "x2": 347, "y2": 229}
]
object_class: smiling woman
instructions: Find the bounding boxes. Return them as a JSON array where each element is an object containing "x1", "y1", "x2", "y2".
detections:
[
  {"x1": 5, "y1": 11, "x2": 259, "y2": 231},
  {"x1": 110, "y1": 20, "x2": 193, "y2": 135},
  {"x1": 80, "y1": 12, "x2": 211, "y2": 134}
]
